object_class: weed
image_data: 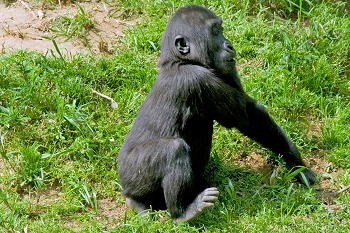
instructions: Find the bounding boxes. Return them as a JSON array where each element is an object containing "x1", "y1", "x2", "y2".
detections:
[
  {"x1": 49, "y1": 4, "x2": 97, "y2": 51},
  {"x1": 78, "y1": 184, "x2": 98, "y2": 213},
  {"x1": 17, "y1": 142, "x2": 47, "y2": 189}
]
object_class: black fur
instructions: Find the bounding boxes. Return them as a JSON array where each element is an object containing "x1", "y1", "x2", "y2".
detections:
[{"x1": 118, "y1": 5, "x2": 316, "y2": 222}]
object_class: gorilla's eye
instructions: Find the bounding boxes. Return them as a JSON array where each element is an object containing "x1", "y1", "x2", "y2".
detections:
[{"x1": 212, "y1": 25, "x2": 221, "y2": 36}]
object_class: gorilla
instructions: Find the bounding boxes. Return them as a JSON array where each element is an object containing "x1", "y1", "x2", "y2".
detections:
[{"x1": 118, "y1": 5, "x2": 316, "y2": 222}]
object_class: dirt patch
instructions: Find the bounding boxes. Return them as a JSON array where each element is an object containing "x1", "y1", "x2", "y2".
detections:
[
  {"x1": 235, "y1": 152, "x2": 273, "y2": 177},
  {"x1": 60, "y1": 198, "x2": 127, "y2": 231},
  {"x1": 307, "y1": 155, "x2": 348, "y2": 212},
  {"x1": 0, "y1": 1, "x2": 137, "y2": 55},
  {"x1": 235, "y1": 151, "x2": 345, "y2": 190},
  {"x1": 307, "y1": 118, "x2": 323, "y2": 139},
  {"x1": 97, "y1": 198, "x2": 128, "y2": 229},
  {"x1": 23, "y1": 184, "x2": 63, "y2": 204},
  {"x1": 306, "y1": 156, "x2": 337, "y2": 190},
  {"x1": 21, "y1": 184, "x2": 128, "y2": 230},
  {"x1": 235, "y1": 151, "x2": 348, "y2": 213}
]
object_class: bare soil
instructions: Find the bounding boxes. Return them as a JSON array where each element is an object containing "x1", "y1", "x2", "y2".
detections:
[{"x1": 0, "y1": 1, "x2": 136, "y2": 55}]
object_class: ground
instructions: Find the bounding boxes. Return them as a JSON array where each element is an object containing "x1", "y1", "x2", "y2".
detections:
[
  {"x1": 0, "y1": 1, "x2": 348, "y2": 229},
  {"x1": 0, "y1": 1, "x2": 136, "y2": 55}
]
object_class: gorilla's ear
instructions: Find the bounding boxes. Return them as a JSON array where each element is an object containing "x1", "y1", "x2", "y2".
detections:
[{"x1": 175, "y1": 36, "x2": 190, "y2": 54}]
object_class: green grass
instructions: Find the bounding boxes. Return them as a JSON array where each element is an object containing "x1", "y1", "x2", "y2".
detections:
[{"x1": 1, "y1": 0, "x2": 350, "y2": 232}]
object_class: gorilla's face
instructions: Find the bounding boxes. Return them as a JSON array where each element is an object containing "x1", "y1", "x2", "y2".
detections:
[{"x1": 208, "y1": 20, "x2": 237, "y2": 75}]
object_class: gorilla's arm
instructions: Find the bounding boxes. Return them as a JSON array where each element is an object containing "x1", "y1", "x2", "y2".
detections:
[
  {"x1": 199, "y1": 72, "x2": 316, "y2": 185},
  {"x1": 237, "y1": 97, "x2": 316, "y2": 185}
]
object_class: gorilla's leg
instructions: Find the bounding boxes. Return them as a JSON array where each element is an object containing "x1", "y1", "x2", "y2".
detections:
[
  {"x1": 171, "y1": 187, "x2": 219, "y2": 223},
  {"x1": 161, "y1": 139, "x2": 219, "y2": 222},
  {"x1": 238, "y1": 97, "x2": 316, "y2": 185},
  {"x1": 120, "y1": 138, "x2": 219, "y2": 222}
]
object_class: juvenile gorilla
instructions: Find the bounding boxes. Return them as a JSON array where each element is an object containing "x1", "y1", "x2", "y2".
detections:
[{"x1": 118, "y1": 5, "x2": 316, "y2": 222}]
